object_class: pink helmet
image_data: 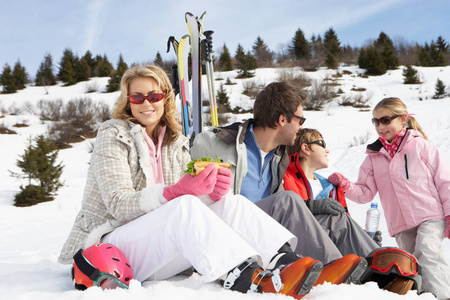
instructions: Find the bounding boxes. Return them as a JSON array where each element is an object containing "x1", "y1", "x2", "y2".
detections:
[{"x1": 72, "y1": 243, "x2": 134, "y2": 290}]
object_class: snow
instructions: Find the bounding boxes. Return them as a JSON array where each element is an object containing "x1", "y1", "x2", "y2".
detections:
[{"x1": 1, "y1": 65, "x2": 449, "y2": 300}]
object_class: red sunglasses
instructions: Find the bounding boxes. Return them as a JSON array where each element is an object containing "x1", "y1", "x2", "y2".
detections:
[{"x1": 128, "y1": 93, "x2": 165, "y2": 104}]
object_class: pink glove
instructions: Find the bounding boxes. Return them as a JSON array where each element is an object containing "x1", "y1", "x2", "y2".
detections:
[
  {"x1": 445, "y1": 215, "x2": 450, "y2": 239},
  {"x1": 328, "y1": 172, "x2": 351, "y2": 191},
  {"x1": 209, "y1": 167, "x2": 232, "y2": 201},
  {"x1": 163, "y1": 163, "x2": 217, "y2": 201}
]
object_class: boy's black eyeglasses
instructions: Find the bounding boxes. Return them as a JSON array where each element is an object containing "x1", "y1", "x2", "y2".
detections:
[
  {"x1": 128, "y1": 93, "x2": 165, "y2": 104},
  {"x1": 371, "y1": 115, "x2": 400, "y2": 126},
  {"x1": 306, "y1": 139, "x2": 326, "y2": 149},
  {"x1": 293, "y1": 115, "x2": 306, "y2": 125}
]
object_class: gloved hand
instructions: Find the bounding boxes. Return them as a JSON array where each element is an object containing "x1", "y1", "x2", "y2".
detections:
[
  {"x1": 445, "y1": 215, "x2": 450, "y2": 239},
  {"x1": 306, "y1": 198, "x2": 346, "y2": 216},
  {"x1": 209, "y1": 167, "x2": 232, "y2": 201},
  {"x1": 373, "y1": 230, "x2": 383, "y2": 247},
  {"x1": 163, "y1": 163, "x2": 217, "y2": 201},
  {"x1": 328, "y1": 172, "x2": 351, "y2": 191}
]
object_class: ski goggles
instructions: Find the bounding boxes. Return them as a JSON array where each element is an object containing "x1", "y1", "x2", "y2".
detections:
[
  {"x1": 73, "y1": 249, "x2": 130, "y2": 290},
  {"x1": 306, "y1": 139, "x2": 326, "y2": 149},
  {"x1": 368, "y1": 248, "x2": 418, "y2": 277},
  {"x1": 92, "y1": 272, "x2": 130, "y2": 290},
  {"x1": 371, "y1": 115, "x2": 400, "y2": 126},
  {"x1": 293, "y1": 115, "x2": 306, "y2": 126},
  {"x1": 127, "y1": 93, "x2": 165, "y2": 104}
]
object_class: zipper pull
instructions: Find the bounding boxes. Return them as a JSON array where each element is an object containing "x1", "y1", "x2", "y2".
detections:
[{"x1": 404, "y1": 154, "x2": 409, "y2": 179}]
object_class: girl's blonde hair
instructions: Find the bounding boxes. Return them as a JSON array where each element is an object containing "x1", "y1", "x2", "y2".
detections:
[
  {"x1": 111, "y1": 64, "x2": 181, "y2": 144},
  {"x1": 287, "y1": 128, "x2": 323, "y2": 158},
  {"x1": 373, "y1": 97, "x2": 427, "y2": 140}
]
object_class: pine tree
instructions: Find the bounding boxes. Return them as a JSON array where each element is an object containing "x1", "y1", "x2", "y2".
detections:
[
  {"x1": 35, "y1": 53, "x2": 56, "y2": 86},
  {"x1": 217, "y1": 83, "x2": 231, "y2": 111},
  {"x1": 106, "y1": 54, "x2": 128, "y2": 92},
  {"x1": 429, "y1": 41, "x2": 445, "y2": 66},
  {"x1": 0, "y1": 63, "x2": 17, "y2": 93},
  {"x1": 74, "y1": 56, "x2": 90, "y2": 82},
  {"x1": 58, "y1": 48, "x2": 76, "y2": 85},
  {"x1": 402, "y1": 64, "x2": 420, "y2": 84},
  {"x1": 218, "y1": 44, "x2": 233, "y2": 71},
  {"x1": 364, "y1": 47, "x2": 386, "y2": 75},
  {"x1": 235, "y1": 44, "x2": 257, "y2": 78},
  {"x1": 252, "y1": 36, "x2": 274, "y2": 67},
  {"x1": 325, "y1": 52, "x2": 337, "y2": 69},
  {"x1": 12, "y1": 60, "x2": 28, "y2": 90},
  {"x1": 289, "y1": 28, "x2": 310, "y2": 60},
  {"x1": 358, "y1": 48, "x2": 368, "y2": 69},
  {"x1": 97, "y1": 54, "x2": 114, "y2": 77},
  {"x1": 82, "y1": 50, "x2": 96, "y2": 76},
  {"x1": 11, "y1": 135, "x2": 64, "y2": 206},
  {"x1": 436, "y1": 36, "x2": 448, "y2": 54},
  {"x1": 375, "y1": 32, "x2": 399, "y2": 70},
  {"x1": 434, "y1": 78, "x2": 446, "y2": 99},
  {"x1": 324, "y1": 27, "x2": 341, "y2": 57},
  {"x1": 154, "y1": 52, "x2": 164, "y2": 67},
  {"x1": 418, "y1": 42, "x2": 431, "y2": 66}
]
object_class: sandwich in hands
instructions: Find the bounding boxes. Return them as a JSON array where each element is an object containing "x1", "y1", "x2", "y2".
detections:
[{"x1": 184, "y1": 158, "x2": 231, "y2": 176}]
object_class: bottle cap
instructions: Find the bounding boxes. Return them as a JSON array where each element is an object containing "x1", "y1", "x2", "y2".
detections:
[{"x1": 371, "y1": 202, "x2": 378, "y2": 208}]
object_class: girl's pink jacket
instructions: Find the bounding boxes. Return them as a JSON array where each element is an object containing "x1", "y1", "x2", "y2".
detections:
[{"x1": 345, "y1": 129, "x2": 450, "y2": 237}]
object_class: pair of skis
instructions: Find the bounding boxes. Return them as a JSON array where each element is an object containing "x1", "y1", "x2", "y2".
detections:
[
  {"x1": 167, "y1": 35, "x2": 191, "y2": 136},
  {"x1": 168, "y1": 11, "x2": 218, "y2": 142}
]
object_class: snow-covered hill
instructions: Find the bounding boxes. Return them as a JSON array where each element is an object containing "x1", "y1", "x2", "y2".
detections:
[{"x1": 0, "y1": 65, "x2": 449, "y2": 299}]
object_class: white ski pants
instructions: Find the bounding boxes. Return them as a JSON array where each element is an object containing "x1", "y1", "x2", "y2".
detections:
[
  {"x1": 395, "y1": 219, "x2": 450, "y2": 299},
  {"x1": 102, "y1": 194, "x2": 296, "y2": 283}
]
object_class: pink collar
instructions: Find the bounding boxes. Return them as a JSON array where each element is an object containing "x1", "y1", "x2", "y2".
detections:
[{"x1": 379, "y1": 128, "x2": 406, "y2": 158}]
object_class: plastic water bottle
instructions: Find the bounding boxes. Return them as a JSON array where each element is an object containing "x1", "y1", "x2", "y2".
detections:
[{"x1": 365, "y1": 202, "x2": 380, "y2": 238}]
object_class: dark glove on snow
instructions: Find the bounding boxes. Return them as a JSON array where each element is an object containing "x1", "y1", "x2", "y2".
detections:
[
  {"x1": 372, "y1": 230, "x2": 382, "y2": 247},
  {"x1": 306, "y1": 198, "x2": 346, "y2": 216}
]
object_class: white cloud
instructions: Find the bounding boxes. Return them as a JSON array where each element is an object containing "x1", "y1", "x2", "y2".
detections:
[{"x1": 83, "y1": 0, "x2": 106, "y2": 53}]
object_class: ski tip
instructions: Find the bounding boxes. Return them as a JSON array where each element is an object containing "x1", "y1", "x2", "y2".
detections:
[{"x1": 185, "y1": 12, "x2": 194, "y2": 20}]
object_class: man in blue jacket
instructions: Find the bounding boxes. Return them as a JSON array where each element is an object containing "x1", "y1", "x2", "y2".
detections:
[{"x1": 191, "y1": 82, "x2": 377, "y2": 262}]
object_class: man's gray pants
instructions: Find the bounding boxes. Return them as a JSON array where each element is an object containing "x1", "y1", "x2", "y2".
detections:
[{"x1": 256, "y1": 191, "x2": 378, "y2": 263}]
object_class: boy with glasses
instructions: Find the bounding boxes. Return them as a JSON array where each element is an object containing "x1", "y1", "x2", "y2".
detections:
[{"x1": 284, "y1": 128, "x2": 382, "y2": 247}]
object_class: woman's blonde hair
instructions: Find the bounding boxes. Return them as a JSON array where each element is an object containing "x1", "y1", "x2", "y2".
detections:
[
  {"x1": 287, "y1": 128, "x2": 323, "y2": 158},
  {"x1": 111, "y1": 64, "x2": 181, "y2": 144},
  {"x1": 373, "y1": 97, "x2": 427, "y2": 140}
]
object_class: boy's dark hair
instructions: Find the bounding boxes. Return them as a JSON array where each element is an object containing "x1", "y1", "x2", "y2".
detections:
[{"x1": 253, "y1": 81, "x2": 306, "y2": 129}]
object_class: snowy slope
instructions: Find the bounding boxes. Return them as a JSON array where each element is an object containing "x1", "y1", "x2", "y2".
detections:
[{"x1": 0, "y1": 65, "x2": 449, "y2": 300}]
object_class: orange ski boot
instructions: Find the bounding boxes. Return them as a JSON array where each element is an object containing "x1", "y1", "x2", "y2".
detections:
[
  {"x1": 223, "y1": 257, "x2": 323, "y2": 299},
  {"x1": 314, "y1": 254, "x2": 368, "y2": 286}
]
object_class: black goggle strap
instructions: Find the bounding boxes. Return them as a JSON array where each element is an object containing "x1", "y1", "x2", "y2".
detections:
[{"x1": 73, "y1": 249, "x2": 100, "y2": 281}]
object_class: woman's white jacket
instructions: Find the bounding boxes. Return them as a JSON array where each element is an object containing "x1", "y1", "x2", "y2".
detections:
[{"x1": 58, "y1": 119, "x2": 190, "y2": 264}]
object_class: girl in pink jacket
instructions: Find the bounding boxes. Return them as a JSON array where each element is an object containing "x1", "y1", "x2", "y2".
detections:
[{"x1": 328, "y1": 97, "x2": 450, "y2": 299}]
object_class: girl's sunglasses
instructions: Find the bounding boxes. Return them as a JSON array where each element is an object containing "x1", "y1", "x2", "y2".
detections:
[
  {"x1": 128, "y1": 93, "x2": 165, "y2": 104},
  {"x1": 306, "y1": 139, "x2": 326, "y2": 148},
  {"x1": 371, "y1": 115, "x2": 400, "y2": 126}
]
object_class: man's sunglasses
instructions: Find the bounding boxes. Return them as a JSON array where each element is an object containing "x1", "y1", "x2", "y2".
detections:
[
  {"x1": 306, "y1": 139, "x2": 326, "y2": 149},
  {"x1": 293, "y1": 115, "x2": 306, "y2": 126},
  {"x1": 371, "y1": 115, "x2": 400, "y2": 126},
  {"x1": 127, "y1": 93, "x2": 165, "y2": 104}
]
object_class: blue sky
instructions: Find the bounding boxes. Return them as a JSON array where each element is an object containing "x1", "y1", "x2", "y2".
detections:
[{"x1": 1, "y1": 0, "x2": 449, "y2": 79}]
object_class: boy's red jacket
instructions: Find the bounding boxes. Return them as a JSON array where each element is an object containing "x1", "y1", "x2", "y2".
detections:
[{"x1": 283, "y1": 153, "x2": 349, "y2": 215}]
